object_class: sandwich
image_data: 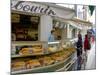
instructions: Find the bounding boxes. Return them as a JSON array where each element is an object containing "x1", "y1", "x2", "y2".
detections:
[
  {"x1": 11, "y1": 61, "x2": 26, "y2": 71},
  {"x1": 19, "y1": 48, "x2": 34, "y2": 55},
  {"x1": 50, "y1": 54, "x2": 64, "y2": 62},
  {"x1": 19, "y1": 47, "x2": 43, "y2": 55},
  {"x1": 48, "y1": 46, "x2": 57, "y2": 52},
  {"x1": 26, "y1": 59, "x2": 41, "y2": 69},
  {"x1": 39, "y1": 56, "x2": 54, "y2": 66}
]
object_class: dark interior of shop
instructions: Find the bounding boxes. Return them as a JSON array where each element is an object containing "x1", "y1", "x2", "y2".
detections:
[{"x1": 11, "y1": 13, "x2": 39, "y2": 41}]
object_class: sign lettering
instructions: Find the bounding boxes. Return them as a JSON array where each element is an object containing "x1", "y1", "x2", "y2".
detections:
[{"x1": 11, "y1": 1, "x2": 56, "y2": 16}]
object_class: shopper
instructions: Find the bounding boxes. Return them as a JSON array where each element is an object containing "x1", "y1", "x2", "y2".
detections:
[
  {"x1": 78, "y1": 31, "x2": 82, "y2": 41},
  {"x1": 87, "y1": 30, "x2": 92, "y2": 44},
  {"x1": 84, "y1": 35, "x2": 89, "y2": 58},
  {"x1": 77, "y1": 31, "x2": 83, "y2": 55},
  {"x1": 48, "y1": 30, "x2": 55, "y2": 42},
  {"x1": 76, "y1": 35, "x2": 83, "y2": 70},
  {"x1": 83, "y1": 34, "x2": 91, "y2": 69},
  {"x1": 90, "y1": 28, "x2": 95, "y2": 43},
  {"x1": 92, "y1": 35, "x2": 95, "y2": 43}
]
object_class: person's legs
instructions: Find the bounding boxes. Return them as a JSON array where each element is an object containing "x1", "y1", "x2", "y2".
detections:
[
  {"x1": 84, "y1": 50, "x2": 91, "y2": 69},
  {"x1": 83, "y1": 50, "x2": 87, "y2": 69},
  {"x1": 86, "y1": 50, "x2": 90, "y2": 62},
  {"x1": 77, "y1": 55, "x2": 82, "y2": 70},
  {"x1": 77, "y1": 56, "x2": 80, "y2": 70},
  {"x1": 85, "y1": 50, "x2": 88, "y2": 62}
]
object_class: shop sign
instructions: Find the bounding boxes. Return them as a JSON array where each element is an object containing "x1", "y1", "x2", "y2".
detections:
[{"x1": 11, "y1": 1, "x2": 56, "y2": 16}]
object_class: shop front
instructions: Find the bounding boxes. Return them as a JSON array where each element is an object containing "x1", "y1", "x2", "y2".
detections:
[
  {"x1": 11, "y1": 0, "x2": 92, "y2": 74},
  {"x1": 11, "y1": 0, "x2": 75, "y2": 42}
]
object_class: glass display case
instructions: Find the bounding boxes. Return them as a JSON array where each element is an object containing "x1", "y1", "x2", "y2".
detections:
[
  {"x1": 11, "y1": 41, "x2": 48, "y2": 57},
  {"x1": 11, "y1": 40, "x2": 77, "y2": 74}
]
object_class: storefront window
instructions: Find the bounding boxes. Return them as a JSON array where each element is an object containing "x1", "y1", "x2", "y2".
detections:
[{"x1": 11, "y1": 13, "x2": 40, "y2": 41}]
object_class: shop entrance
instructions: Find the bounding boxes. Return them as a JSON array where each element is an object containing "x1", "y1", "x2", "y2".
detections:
[{"x1": 11, "y1": 13, "x2": 40, "y2": 41}]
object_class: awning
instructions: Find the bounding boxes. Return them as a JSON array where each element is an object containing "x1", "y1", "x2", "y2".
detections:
[
  {"x1": 53, "y1": 17, "x2": 92, "y2": 29},
  {"x1": 68, "y1": 18, "x2": 92, "y2": 27}
]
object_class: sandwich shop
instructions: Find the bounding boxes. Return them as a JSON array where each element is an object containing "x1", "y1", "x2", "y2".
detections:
[{"x1": 11, "y1": 0, "x2": 92, "y2": 74}]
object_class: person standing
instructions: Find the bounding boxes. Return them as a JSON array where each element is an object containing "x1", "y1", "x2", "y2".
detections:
[
  {"x1": 78, "y1": 31, "x2": 82, "y2": 41},
  {"x1": 76, "y1": 34, "x2": 83, "y2": 70},
  {"x1": 83, "y1": 33, "x2": 91, "y2": 69},
  {"x1": 87, "y1": 30, "x2": 92, "y2": 44},
  {"x1": 77, "y1": 31, "x2": 83, "y2": 54},
  {"x1": 91, "y1": 32, "x2": 95, "y2": 44},
  {"x1": 84, "y1": 35, "x2": 90, "y2": 56},
  {"x1": 48, "y1": 30, "x2": 55, "y2": 42}
]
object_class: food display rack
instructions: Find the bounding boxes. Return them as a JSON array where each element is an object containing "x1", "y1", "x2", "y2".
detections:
[
  {"x1": 11, "y1": 41, "x2": 62, "y2": 58},
  {"x1": 11, "y1": 52, "x2": 76, "y2": 74},
  {"x1": 11, "y1": 40, "x2": 77, "y2": 74}
]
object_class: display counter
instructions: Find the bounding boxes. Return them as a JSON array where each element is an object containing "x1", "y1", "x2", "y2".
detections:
[{"x1": 11, "y1": 40, "x2": 77, "y2": 74}]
